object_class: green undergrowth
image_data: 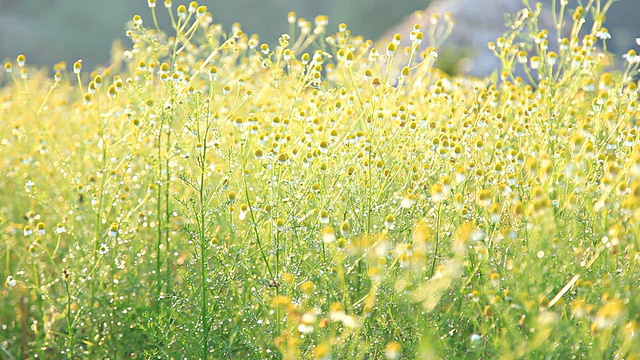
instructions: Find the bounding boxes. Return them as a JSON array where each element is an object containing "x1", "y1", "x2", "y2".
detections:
[{"x1": 1, "y1": 0, "x2": 639, "y2": 358}]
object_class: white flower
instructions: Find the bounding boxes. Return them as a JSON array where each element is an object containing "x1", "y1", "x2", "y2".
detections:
[
  {"x1": 596, "y1": 28, "x2": 611, "y2": 40},
  {"x1": 25, "y1": 180, "x2": 35, "y2": 193},
  {"x1": 623, "y1": 50, "x2": 640, "y2": 64},
  {"x1": 55, "y1": 224, "x2": 67, "y2": 234},
  {"x1": 98, "y1": 243, "x2": 110, "y2": 255},
  {"x1": 5, "y1": 275, "x2": 17, "y2": 287}
]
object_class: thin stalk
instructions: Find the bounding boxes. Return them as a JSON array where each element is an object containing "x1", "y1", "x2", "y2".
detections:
[
  {"x1": 151, "y1": 6, "x2": 161, "y2": 32},
  {"x1": 430, "y1": 201, "x2": 443, "y2": 278},
  {"x1": 164, "y1": 125, "x2": 172, "y2": 295},
  {"x1": 155, "y1": 116, "x2": 163, "y2": 315},
  {"x1": 191, "y1": 93, "x2": 213, "y2": 359},
  {"x1": 4, "y1": 237, "x2": 10, "y2": 275},
  {"x1": 275, "y1": 226, "x2": 280, "y2": 283},
  {"x1": 198, "y1": 142, "x2": 210, "y2": 360},
  {"x1": 90, "y1": 123, "x2": 107, "y2": 310},
  {"x1": 36, "y1": 78, "x2": 60, "y2": 115},
  {"x1": 244, "y1": 186, "x2": 274, "y2": 280},
  {"x1": 63, "y1": 278, "x2": 75, "y2": 359}
]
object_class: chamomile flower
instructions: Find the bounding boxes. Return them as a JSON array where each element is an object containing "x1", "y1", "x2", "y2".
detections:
[{"x1": 98, "y1": 243, "x2": 110, "y2": 255}]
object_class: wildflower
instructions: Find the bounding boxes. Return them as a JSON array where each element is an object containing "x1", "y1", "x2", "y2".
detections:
[
  {"x1": 369, "y1": 48, "x2": 380, "y2": 62},
  {"x1": 547, "y1": 51, "x2": 558, "y2": 66},
  {"x1": 94, "y1": 242, "x2": 110, "y2": 257},
  {"x1": 5, "y1": 275, "x2": 16, "y2": 287},
  {"x1": 321, "y1": 226, "x2": 336, "y2": 244},
  {"x1": 16, "y1": 54, "x2": 26, "y2": 67},
  {"x1": 239, "y1": 203, "x2": 249, "y2": 220},
  {"x1": 384, "y1": 214, "x2": 395, "y2": 230},
  {"x1": 384, "y1": 341, "x2": 402, "y2": 359},
  {"x1": 107, "y1": 84, "x2": 117, "y2": 99},
  {"x1": 470, "y1": 333, "x2": 482, "y2": 343},
  {"x1": 28, "y1": 243, "x2": 37, "y2": 254},
  {"x1": 287, "y1": 11, "x2": 296, "y2": 24},
  {"x1": 411, "y1": 30, "x2": 423, "y2": 46},
  {"x1": 386, "y1": 42, "x2": 397, "y2": 57},
  {"x1": 530, "y1": 56, "x2": 541, "y2": 69},
  {"x1": 623, "y1": 50, "x2": 640, "y2": 65},
  {"x1": 516, "y1": 50, "x2": 528, "y2": 64},
  {"x1": 108, "y1": 223, "x2": 118, "y2": 237},
  {"x1": 342, "y1": 314, "x2": 359, "y2": 328},
  {"x1": 488, "y1": 203, "x2": 501, "y2": 223},
  {"x1": 36, "y1": 222, "x2": 45, "y2": 235},
  {"x1": 339, "y1": 220, "x2": 351, "y2": 237},
  {"x1": 25, "y1": 180, "x2": 35, "y2": 192},
  {"x1": 344, "y1": 51, "x2": 354, "y2": 67},
  {"x1": 260, "y1": 43, "x2": 270, "y2": 55},
  {"x1": 87, "y1": 80, "x2": 98, "y2": 94},
  {"x1": 132, "y1": 14, "x2": 143, "y2": 28},
  {"x1": 4, "y1": 62, "x2": 14, "y2": 73},
  {"x1": 177, "y1": 4, "x2": 187, "y2": 19},
  {"x1": 188, "y1": 1, "x2": 198, "y2": 13},
  {"x1": 299, "y1": 281, "x2": 315, "y2": 294},
  {"x1": 430, "y1": 183, "x2": 445, "y2": 202},
  {"x1": 55, "y1": 223, "x2": 67, "y2": 234},
  {"x1": 298, "y1": 310, "x2": 317, "y2": 334},
  {"x1": 401, "y1": 193, "x2": 416, "y2": 209},
  {"x1": 477, "y1": 189, "x2": 493, "y2": 207},
  {"x1": 196, "y1": 5, "x2": 207, "y2": 18},
  {"x1": 593, "y1": 299, "x2": 625, "y2": 331},
  {"x1": 596, "y1": 28, "x2": 611, "y2": 40},
  {"x1": 313, "y1": 344, "x2": 331, "y2": 360},
  {"x1": 319, "y1": 210, "x2": 330, "y2": 224},
  {"x1": 24, "y1": 225, "x2": 33, "y2": 236},
  {"x1": 277, "y1": 152, "x2": 289, "y2": 164},
  {"x1": 400, "y1": 66, "x2": 410, "y2": 79},
  {"x1": 248, "y1": 35, "x2": 259, "y2": 49}
]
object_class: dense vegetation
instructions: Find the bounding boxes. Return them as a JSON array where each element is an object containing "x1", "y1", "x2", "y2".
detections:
[{"x1": 1, "y1": 1, "x2": 639, "y2": 358}]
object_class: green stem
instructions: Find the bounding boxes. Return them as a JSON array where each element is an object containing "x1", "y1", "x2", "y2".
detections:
[
  {"x1": 155, "y1": 122, "x2": 163, "y2": 315},
  {"x1": 64, "y1": 279, "x2": 75, "y2": 359},
  {"x1": 164, "y1": 128, "x2": 172, "y2": 295},
  {"x1": 198, "y1": 151, "x2": 209, "y2": 360},
  {"x1": 90, "y1": 129, "x2": 107, "y2": 311},
  {"x1": 430, "y1": 202, "x2": 443, "y2": 278},
  {"x1": 244, "y1": 186, "x2": 274, "y2": 280}
]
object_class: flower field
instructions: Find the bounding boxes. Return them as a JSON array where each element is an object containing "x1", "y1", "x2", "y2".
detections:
[{"x1": 1, "y1": 1, "x2": 639, "y2": 358}]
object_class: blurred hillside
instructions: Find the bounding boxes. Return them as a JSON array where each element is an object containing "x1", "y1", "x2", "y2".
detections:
[{"x1": 0, "y1": 0, "x2": 637, "y2": 72}]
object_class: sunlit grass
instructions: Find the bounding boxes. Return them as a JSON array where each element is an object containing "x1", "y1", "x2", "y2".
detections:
[{"x1": 1, "y1": 1, "x2": 639, "y2": 358}]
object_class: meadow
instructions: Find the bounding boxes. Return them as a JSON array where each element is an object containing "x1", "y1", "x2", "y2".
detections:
[{"x1": 1, "y1": 0, "x2": 639, "y2": 358}]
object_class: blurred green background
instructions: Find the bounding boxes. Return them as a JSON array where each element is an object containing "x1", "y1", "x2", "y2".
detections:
[{"x1": 0, "y1": 0, "x2": 637, "y2": 71}]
